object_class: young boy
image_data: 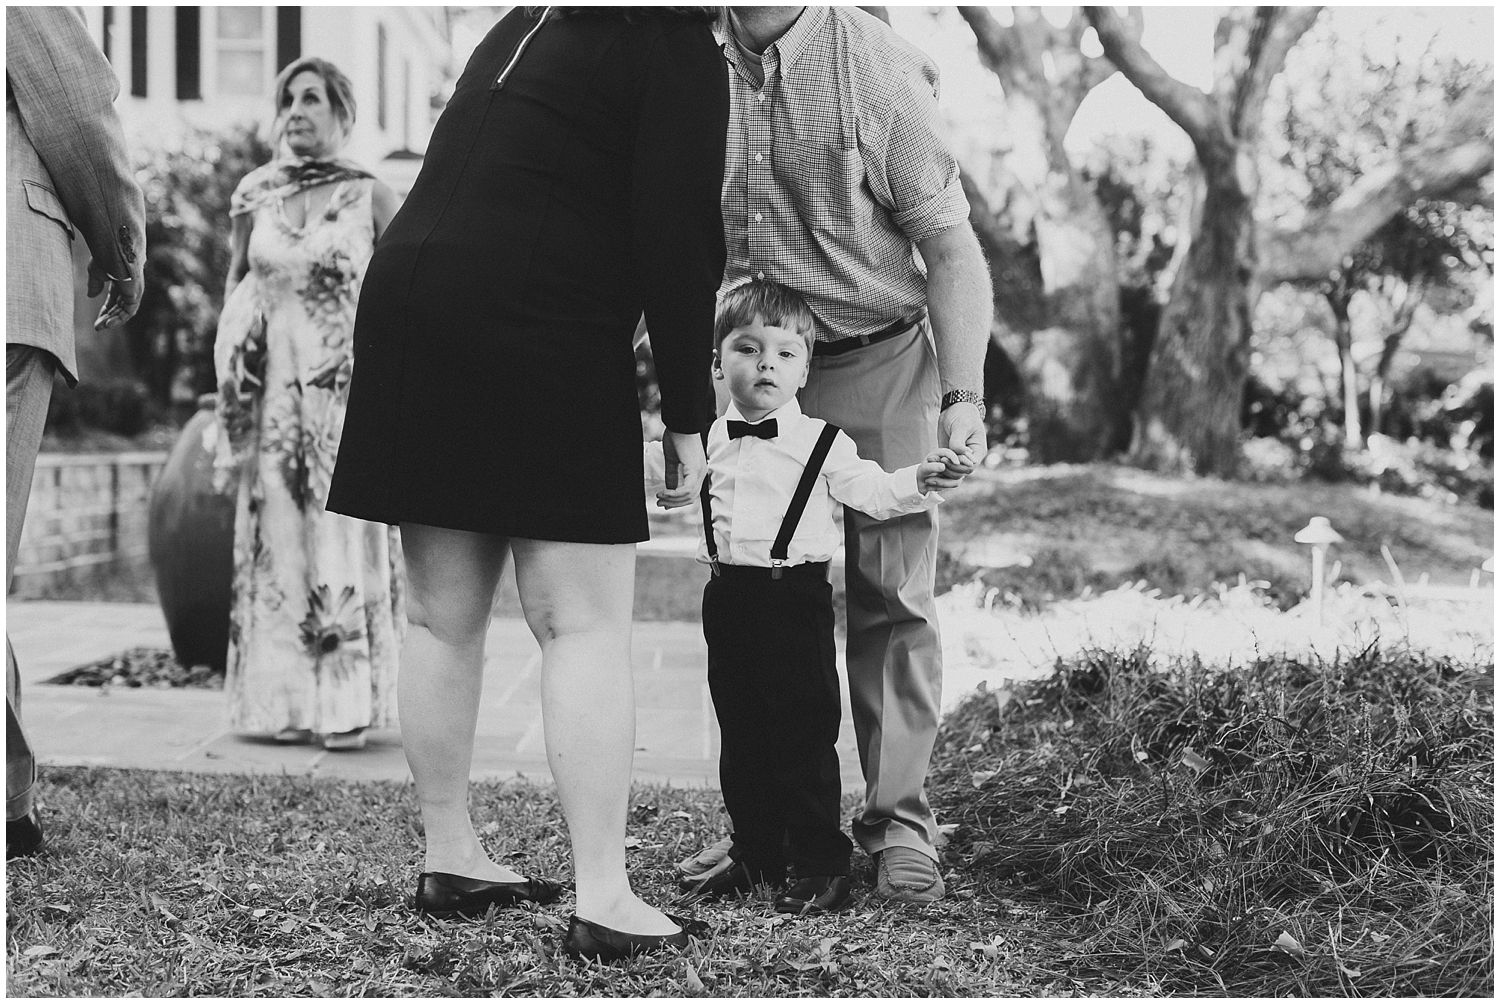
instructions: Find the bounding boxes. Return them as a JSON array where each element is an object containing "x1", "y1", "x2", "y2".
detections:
[{"x1": 646, "y1": 280, "x2": 971, "y2": 914}]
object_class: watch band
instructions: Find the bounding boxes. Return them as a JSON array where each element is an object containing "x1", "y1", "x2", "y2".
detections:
[{"x1": 940, "y1": 389, "x2": 983, "y2": 411}]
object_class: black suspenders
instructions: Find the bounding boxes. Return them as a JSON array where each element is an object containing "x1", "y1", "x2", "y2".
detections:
[{"x1": 700, "y1": 421, "x2": 841, "y2": 579}]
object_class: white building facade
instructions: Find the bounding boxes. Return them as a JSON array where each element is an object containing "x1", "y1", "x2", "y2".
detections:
[{"x1": 77, "y1": 6, "x2": 454, "y2": 185}]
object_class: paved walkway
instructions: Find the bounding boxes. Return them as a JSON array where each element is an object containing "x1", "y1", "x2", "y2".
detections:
[{"x1": 5, "y1": 600, "x2": 868, "y2": 791}]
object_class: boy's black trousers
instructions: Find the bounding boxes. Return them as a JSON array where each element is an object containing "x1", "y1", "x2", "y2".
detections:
[{"x1": 702, "y1": 561, "x2": 852, "y2": 879}]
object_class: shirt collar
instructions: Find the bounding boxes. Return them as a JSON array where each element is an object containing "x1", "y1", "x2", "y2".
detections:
[
  {"x1": 722, "y1": 397, "x2": 804, "y2": 429},
  {"x1": 716, "y1": 7, "x2": 828, "y2": 75}
]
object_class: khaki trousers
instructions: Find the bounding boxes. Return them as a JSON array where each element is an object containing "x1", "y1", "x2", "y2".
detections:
[
  {"x1": 799, "y1": 320, "x2": 943, "y2": 860},
  {"x1": 7, "y1": 345, "x2": 54, "y2": 821}
]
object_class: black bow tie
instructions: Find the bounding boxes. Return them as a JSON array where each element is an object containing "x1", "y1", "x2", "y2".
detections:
[{"x1": 727, "y1": 419, "x2": 778, "y2": 441}]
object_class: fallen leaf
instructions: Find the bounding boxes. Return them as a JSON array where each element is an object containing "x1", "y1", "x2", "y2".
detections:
[
  {"x1": 23, "y1": 946, "x2": 58, "y2": 958},
  {"x1": 624, "y1": 836, "x2": 641, "y2": 849},
  {"x1": 1273, "y1": 931, "x2": 1304, "y2": 956},
  {"x1": 1164, "y1": 938, "x2": 1188, "y2": 952},
  {"x1": 971, "y1": 770, "x2": 999, "y2": 788},
  {"x1": 683, "y1": 962, "x2": 704, "y2": 993},
  {"x1": 1338, "y1": 962, "x2": 1363, "y2": 977},
  {"x1": 1134, "y1": 751, "x2": 1150, "y2": 762},
  {"x1": 1180, "y1": 747, "x2": 1210, "y2": 772},
  {"x1": 1368, "y1": 930, "x2": 1390, "y2": 944}
]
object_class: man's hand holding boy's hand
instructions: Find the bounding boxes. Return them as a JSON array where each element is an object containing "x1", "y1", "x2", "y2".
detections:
[{"x1": 918, "y1": 447, "x2": 972, "y2": 493}]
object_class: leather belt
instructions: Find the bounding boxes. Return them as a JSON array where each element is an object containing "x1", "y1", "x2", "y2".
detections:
[{"x1": 813, "y1": 313, "x2": 926, "y2": 357}]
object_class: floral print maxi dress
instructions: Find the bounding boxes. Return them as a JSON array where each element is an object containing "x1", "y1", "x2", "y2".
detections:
[{"x1": 222, "y1": 168, "x2": 404, "y2": 737}]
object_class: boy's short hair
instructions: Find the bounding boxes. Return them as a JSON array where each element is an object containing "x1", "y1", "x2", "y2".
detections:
[{"x1": 714, "y1": 280, "x2": 818, "y2": 352}]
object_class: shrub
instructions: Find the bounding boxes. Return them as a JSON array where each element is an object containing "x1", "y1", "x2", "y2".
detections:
[
  {"x1": 127, "y1": 125, "x2": 274, "y2": 416},
  {"x1": 44, "y1": 377, "x2": 158, "y2": 437}
]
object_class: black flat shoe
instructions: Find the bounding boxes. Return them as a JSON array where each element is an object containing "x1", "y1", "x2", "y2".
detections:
[
  {"x1": 679, "y1": 860, "x2": 780, "y2": 900},
  {"x1": 774, "y1": 874, "x2": 853, "y2": 915},
  {"x1": 414, "y1": 870, "x2": 565, "y2": 918},
  {"x1": 563, "y1": 913, "x2": 710, "y2": 962},
  {"x1": 6, "y1": 811, "x2": 43, "y2": 860}
]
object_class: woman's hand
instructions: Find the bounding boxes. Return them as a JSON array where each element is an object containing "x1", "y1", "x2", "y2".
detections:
[{"x1": 656, "y1": 430, "x2": 706, "y2": 508}]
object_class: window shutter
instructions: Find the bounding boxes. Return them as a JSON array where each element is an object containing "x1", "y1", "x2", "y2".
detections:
[
  {"x1": 276, "y1": 7, "x2": 302, "y2": 73},
  {"x1": 175, "y1": 7, "x2": 202, "y2": 100}
]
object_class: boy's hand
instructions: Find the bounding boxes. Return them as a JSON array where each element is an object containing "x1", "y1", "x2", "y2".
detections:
[{"x1": 918, "y1": 448, "x2": 972, "y2": 493}]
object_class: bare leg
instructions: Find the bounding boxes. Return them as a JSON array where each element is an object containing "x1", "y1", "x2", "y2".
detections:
[
  {"x1": 513, "y1": 539, "x2": 677, "y2": 936},
  {"x1": 399, "y1": 523, "x2": 523, "y2": 882}
]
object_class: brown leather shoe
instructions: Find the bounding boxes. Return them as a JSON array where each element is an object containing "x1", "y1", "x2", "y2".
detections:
[
  {"x1": 774, "y1": 874, "x2": 853, "y2": 915},
  {"x1": 873, "y1": 847, "x2": 944, "y2": 903},
  {"x1": 680, "y1": 859, "x2": 780, "y2": 900}
]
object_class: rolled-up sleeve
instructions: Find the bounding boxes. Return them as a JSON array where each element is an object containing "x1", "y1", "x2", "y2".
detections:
[
  {"x1": 632, "y1": 23, "x2": 729, "y2": 435},
  {"x1": 871, "y1": 65, "x2": 970, "y2": 244}
]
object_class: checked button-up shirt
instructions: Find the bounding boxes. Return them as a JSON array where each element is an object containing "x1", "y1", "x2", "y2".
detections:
[{"x1": 715, "y1": 6, "x2": 972, "y2": 344}]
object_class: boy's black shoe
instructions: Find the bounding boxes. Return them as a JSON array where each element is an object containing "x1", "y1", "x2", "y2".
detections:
[
  {"x1": 774, "y1": 874, "x2": 852, "y2": 915},
  {"x1": 681, "y1": 860, "x2": 777, "y2": 900},
  {"x1": 7, "y1": 811, "x2": 44, "y2": 860}
]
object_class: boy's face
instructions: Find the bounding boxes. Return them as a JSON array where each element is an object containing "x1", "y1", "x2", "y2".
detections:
[{"x1": 714, "y1": 315, "x2": 811, "y2": 422}]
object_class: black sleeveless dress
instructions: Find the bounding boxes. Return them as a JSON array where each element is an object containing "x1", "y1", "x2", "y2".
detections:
[{"x1": 327, "y1": 8, "x2": 726, "y2": 543}]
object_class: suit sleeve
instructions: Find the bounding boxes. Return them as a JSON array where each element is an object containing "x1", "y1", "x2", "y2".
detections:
[
  {"x1": 5, "y1": 6, "x2": 145, "y2": 281},
  {"x1": 632, "y1": 22, "x2": 728, "y2": 435}
]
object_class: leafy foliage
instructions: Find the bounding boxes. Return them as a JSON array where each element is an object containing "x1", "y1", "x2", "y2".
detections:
[{"x1": 127, "y1": 125, "x2": 274, "y2": 414}]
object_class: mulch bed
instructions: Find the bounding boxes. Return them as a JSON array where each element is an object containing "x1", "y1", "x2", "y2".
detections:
[{"x1": 46, "y1": 646, "x2": 224, "y2": 689}]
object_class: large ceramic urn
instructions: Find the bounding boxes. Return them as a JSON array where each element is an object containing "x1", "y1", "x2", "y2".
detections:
[{"x1": 147, "y1": 394, "x2": 235, "y2": 671}]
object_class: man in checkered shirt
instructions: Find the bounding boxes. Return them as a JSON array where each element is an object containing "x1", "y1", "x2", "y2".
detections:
[{"x1": 680, "y1": 6, "x2": 993, "y2": 905}]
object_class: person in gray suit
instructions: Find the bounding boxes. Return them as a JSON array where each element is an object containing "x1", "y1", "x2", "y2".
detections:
[{"x1": 6, "y1": 6, "x2": 145, "y2": 859}]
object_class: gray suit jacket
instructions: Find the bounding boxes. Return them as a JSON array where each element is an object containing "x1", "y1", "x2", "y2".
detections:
[{"x1": 6, "y1": 5, "x2": 145, "y2": 385}]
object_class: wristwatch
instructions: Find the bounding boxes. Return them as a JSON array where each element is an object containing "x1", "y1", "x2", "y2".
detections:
[{"x1": 940, "y1": 389, "x2": 983, "y2": 412}]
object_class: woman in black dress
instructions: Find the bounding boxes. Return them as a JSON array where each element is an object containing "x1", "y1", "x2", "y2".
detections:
[{"x1": 327, "y1": 6, "x2": 725, "y2": 959}]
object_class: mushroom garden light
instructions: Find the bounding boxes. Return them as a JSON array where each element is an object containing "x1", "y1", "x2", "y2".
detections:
[{"x1": 1294, "y1": 516, "x2": 1344, "y2": 624}]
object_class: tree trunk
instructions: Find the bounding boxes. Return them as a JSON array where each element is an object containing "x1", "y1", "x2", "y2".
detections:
[
  {"x1": 957, "y1": 6, "x2": 1124, "y2": 462},
  {"x1": 1130, "y1": 175, "x2": 1256, "y2": 474},
  {"x1": 1087, "y1": 5, "x2": 1322, "y2": 476},
  {"x1": 1326, "y1": 292, "x2": 1363, "y2": 448}
]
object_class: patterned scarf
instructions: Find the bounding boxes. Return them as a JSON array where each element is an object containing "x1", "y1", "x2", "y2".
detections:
[{"x1": 230, "y1": 157, "x2": 374, "y2": 218}]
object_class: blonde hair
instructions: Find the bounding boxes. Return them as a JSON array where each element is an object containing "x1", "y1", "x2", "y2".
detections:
[
  {"x1": 714, "y1": 280, "x2": 817, "y2": 352},
  {"x1": 271, "y1": 57, "x2": 356, "y2": 146}
]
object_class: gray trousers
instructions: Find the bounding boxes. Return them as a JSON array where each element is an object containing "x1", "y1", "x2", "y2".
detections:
[
  {"x1": 7, "y1": 344, "x2": 53, "y2": 822},
  {"x1": 799, "y1": 320, "x2": 944, "y2": 860}
]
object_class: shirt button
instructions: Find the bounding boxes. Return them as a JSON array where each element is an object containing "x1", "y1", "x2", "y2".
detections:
[
  {"x1": 756, "y1": 92, "x2": 766, "y2": 103},
  {"x1": 753, "y1": 212, "x2": 763, "y2": 222},
  {"x1": 754, "y1": 152, "x2": 763, "y2": 163},
  {"x1": 755, "y1": 271, "x2": 765, "y2": 280}
]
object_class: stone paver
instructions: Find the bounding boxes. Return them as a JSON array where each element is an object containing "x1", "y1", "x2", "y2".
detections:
[{"x1": 5, "y1": 600, "x2": 865, "y2": 791}]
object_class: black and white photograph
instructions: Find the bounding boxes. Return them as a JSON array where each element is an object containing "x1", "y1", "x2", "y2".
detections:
[{"x1": 4, "y1": 4, "x2": 1493, "y2": 997}]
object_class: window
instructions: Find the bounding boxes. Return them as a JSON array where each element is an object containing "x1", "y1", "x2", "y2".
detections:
[{"x1": 215, "y1": 6, "x2": 267, "y2": 98}]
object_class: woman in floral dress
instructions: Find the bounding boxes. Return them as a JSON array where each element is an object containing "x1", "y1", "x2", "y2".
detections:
[{"x1": 214, "y1": 58, "x2": 403, "y2": 751}]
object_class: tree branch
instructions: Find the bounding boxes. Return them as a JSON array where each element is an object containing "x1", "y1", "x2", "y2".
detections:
[
  {"x1": 1084, "y1": 5, "x2": 1219, "y2": 147},
  {"x1": 1231, "y1": 6, "x2": 1322, "y2": 138},
  {"x1": 1262, "y1": 82, "x2": 1496, "y2": 283}
]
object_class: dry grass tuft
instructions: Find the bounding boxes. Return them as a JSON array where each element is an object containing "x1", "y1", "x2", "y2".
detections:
[{"x1": 930, "y1": 644, "x2": 1494, "y2": 996}]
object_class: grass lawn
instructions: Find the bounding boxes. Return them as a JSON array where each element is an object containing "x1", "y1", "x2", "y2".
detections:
[{"x1": 7, "y1": 645, "x2": 1491, "y2": 997}]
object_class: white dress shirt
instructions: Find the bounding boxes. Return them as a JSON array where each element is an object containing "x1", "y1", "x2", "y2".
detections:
[{"x1": 645, "y1": 399, "x2": 941, "y2": 569}]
